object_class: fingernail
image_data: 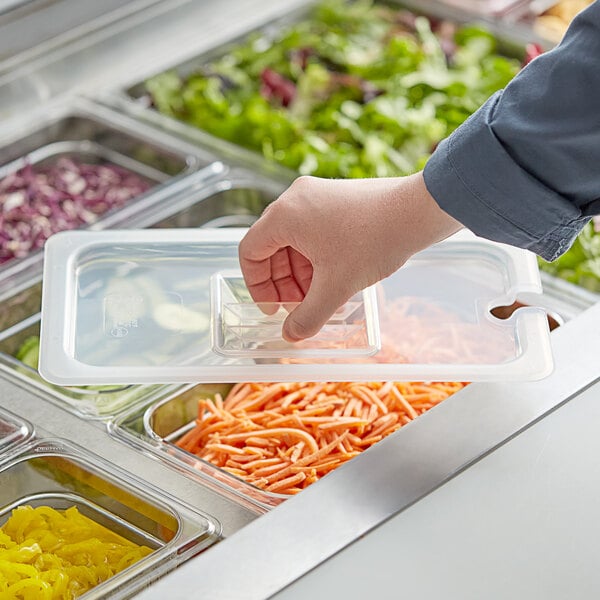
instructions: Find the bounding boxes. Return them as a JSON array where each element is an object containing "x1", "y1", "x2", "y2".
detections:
[{"x1": 283, "y1": 320, "x2": 303, "y2": 343}]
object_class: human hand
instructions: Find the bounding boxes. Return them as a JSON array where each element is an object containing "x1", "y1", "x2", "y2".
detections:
[{"x1": 239, "y1": 171, "x2": 462, "y2": 342}]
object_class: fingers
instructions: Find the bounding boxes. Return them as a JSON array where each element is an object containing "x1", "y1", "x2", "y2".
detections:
[
  {"x1": 239, "y1": 204, "x2": 285, "y2": 263},
  {"x1": 288, "y1": 247, "x2": 313, "y2": 296},
  {"x1": 269, "y1": 247, "x2": 308, "y2": 303},
  {"x1": 282, "y1": 270, "x2": 351, "y2": 342},
  {"x1": 239, "y1": 175, "x2": 356, "y2": 342},
  {"x1": 239, "y1": 196, "x2": 313, "y2": 306},
  {"x1": 238, "y1": 203, "x2": 288, "y2": 304}
]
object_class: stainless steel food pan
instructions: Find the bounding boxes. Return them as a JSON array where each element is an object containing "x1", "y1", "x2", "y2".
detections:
[
  {"x1": 0, "y1": 438, "x2": 220, "y2": 600},
  {"x1": 123, "y1": 169, "x2": 286, "y2": 230},
  {"x1": 0, "y1": 405, "x2": 32, "y2": 459},
  {"x1": 0, "y1": 97, "x2": 223, "y2": 285}
]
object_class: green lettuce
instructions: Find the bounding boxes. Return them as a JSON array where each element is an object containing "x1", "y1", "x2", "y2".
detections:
[{"x1": 145, "y1": 0, "x2": 519, "y2": 179}]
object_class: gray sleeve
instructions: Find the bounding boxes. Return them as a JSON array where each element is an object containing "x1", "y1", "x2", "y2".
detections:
[{"x1": 423, "y1": 1, "x2": 600, "y2": 261}]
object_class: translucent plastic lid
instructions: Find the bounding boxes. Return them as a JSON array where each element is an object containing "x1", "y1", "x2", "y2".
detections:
[{"x1": 39, "y1": 229, "x2": 553, "y2": 384}]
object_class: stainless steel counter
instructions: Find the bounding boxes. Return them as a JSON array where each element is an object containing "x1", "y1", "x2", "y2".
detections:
[
  {"x1": 272, "y1": 366, "x2": 600, "y2": 600},
  {"x1": 0, "y1": 0, "x2": 161, "y2": 69},
  {"x1": 0, "y1": 0, "x2": 309, "y2": 117},
  {"x1": 136, "y1": 303, "x2": 600, "y2": 600}
]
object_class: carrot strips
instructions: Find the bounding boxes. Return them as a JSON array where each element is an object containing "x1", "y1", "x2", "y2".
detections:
[{"x1": 175, "y1": 381, "x2": 466, "y2": 495}]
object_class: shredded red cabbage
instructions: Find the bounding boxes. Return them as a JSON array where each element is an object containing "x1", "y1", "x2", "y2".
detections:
[
  {"x1": 260, "y1": 68, "x2": 297, "y2": 107},
  {"x1": 0, "y1": 157, "x2": 151, "y2": 264}
]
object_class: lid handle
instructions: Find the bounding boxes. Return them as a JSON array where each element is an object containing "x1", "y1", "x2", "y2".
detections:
[{"x1": 210, "y1": 271, "x2": 381, "y2": 359}]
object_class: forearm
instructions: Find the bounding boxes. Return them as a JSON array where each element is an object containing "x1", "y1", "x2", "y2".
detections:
[{"x1": 424, "y1": 1, "x2": 600, "y2": 261}]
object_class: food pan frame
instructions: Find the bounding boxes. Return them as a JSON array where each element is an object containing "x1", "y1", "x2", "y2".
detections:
[
  {"x1": 0, "y1": 405, "x2": 33, "y2": 460},
  {"x1": 0, "y1": 96, "x2": 225, "y2": 288},
  {"x1": 0, "y1": 437, "x2": 221, "y2": 600}
]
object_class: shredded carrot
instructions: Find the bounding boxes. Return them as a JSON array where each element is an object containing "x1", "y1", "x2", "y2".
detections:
[
  {"x1": 175, "y1": 380, "x2": 466, "y2": 496},
  {"x1": 266, "y1": 471, "x2": 307, "y2": 493}
]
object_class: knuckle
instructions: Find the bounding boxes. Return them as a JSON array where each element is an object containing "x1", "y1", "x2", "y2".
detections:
[
  {"x1": 290, "y1": 175, "x2": 316, "y2": 195},
  {"x1": 293, "y1": 174, "x2": 312, "y2": 187},
  {"x1": 261, "y1": 199, "x2": 278, "y2": 217},
  {"x1": 238, "y1": 234, "x2": 250, "y2": 255},
  {"x1": 261, "y1": 197, "x2": 288, "y2": 224}
]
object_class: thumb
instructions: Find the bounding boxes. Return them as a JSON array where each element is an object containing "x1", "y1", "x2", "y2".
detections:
[{"x1": 282, "y1": 270, "x2": 352, "y2": 342}]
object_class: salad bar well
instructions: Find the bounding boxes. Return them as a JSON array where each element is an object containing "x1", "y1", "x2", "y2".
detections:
[{"x1": 0, "y1": 0, "x2": 598, "y2": 598}]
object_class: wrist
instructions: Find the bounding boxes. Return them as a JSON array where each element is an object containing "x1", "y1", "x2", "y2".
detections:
[{"x1": 386, "y1": 171, "x2": 463, "y2": 256}]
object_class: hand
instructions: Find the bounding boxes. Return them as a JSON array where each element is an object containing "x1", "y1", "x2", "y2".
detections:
[{"x1": 239, "y1": 171, "x2": 462, "y2": 342}]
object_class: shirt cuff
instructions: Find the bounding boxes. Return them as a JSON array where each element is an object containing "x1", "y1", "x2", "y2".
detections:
[{"x1": 423, "y1": 92, "x2": 585, "y2": 262}]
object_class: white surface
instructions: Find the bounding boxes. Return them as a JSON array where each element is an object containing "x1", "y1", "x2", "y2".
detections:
[{"x1": 273, "y1": 380, "x2": 600, "y2": 600}]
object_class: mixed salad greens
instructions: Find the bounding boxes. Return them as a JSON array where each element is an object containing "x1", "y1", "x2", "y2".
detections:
[{"x1": 145, "y1": 0, "x2": 520, "y2": 179}]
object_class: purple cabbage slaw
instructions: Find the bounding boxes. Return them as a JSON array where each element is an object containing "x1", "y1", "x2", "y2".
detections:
[{"x1": 0, "y1": 157, "x2": 152, "y2": 265}]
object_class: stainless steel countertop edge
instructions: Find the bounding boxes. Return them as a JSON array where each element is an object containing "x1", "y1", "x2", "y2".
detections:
[{"x1": 137, "y1": 303, "x2": 600, "y2": 600}]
